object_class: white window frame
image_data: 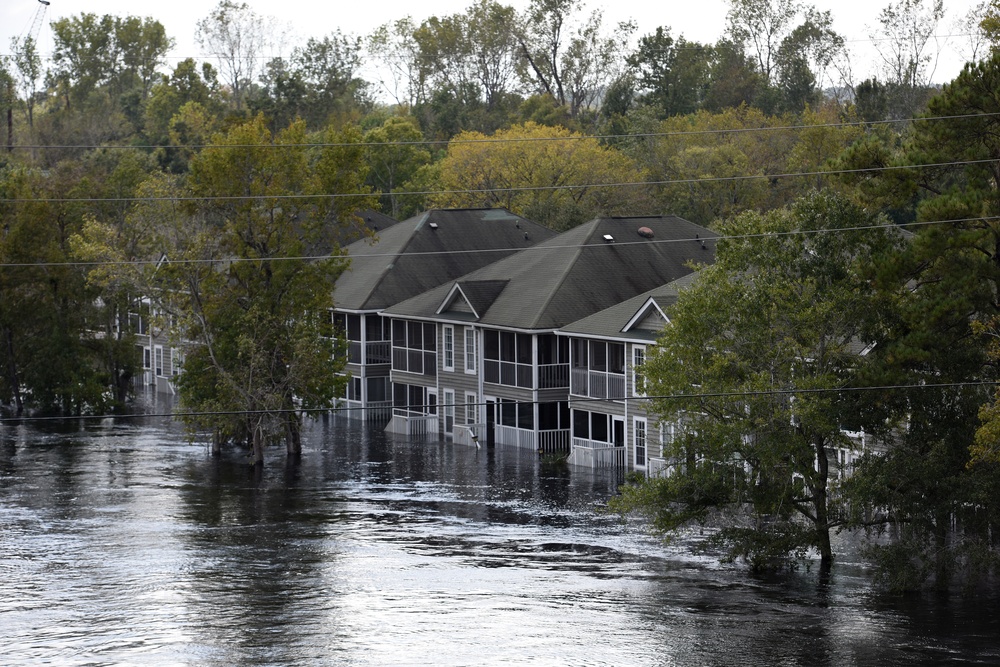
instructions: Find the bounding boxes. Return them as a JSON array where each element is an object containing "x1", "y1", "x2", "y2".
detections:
[
  {"x1": 171, "y1": 348, "x2": 183, "y2": 376},
  {"x1": 632, "y1": 345, "x2": 646, "y2": 397},
  {"x1": 443, "y1": 389, "x2": 455, "y2": 434},
  {"x1": 465, "y1": 392, "x2": 478, "y2": 425},
  {"x1": 465, "y1": 327, "x2": 476, "y2": 374},
  {"x1": 634, "y1": 417, "x2": 647, "y2": 468},
  {"x1": 443, "y1": 325, "x2": 455, "y2": 371},
  {"x1": 154, "y1": 345, "x2": 164, "y2": 377}
]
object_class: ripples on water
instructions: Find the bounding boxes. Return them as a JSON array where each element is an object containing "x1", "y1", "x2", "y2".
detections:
[{"x1": 1, "y1": 412, "x2": 999, "y2": 666}]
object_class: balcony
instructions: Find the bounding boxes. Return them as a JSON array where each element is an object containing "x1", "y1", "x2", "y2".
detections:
[
  {"x1": 537, "y1": 363, "x2": 569, "y2": 389},
  {"x1": 570, "y1": 369, "x2": 626, "y2": 399}
]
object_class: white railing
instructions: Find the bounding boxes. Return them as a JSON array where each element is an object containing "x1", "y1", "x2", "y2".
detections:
[
  {"x1": 495, "y1": 424, "x2": 536, "y2": 449},
  {"x1": 569, "y1": 443, "x2": 627, "y2": 469},
  {"x1": 538, "y1": 429, "x2": 569, "y2": 453},
  {"x1": 365, "y1": 340, "x2": 391, "y2": 364},
  {"x1": 483, "y1": 359, "x2": 532, "y2": 388},
  {"x1": 385, "y1": 410, "x2": 439, "y2": 437},
  {"x1": 647, "y1": 456, "x2": 676, "y2": 478},
  {"x1": 454, "y1": 423, "x2": 487, "y2": 447},
  {"x1": 570, "y1": 369, "x2": 626, "y2": 399},
  {"x1": 537, "y1": 363, "x2": 569, "y2": 389}
]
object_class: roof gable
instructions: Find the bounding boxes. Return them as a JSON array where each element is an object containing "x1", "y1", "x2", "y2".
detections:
[{"x1": 623, "y1": 298, "x2": 669, "y2": 333}]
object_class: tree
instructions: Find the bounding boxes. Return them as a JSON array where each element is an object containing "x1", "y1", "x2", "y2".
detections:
[
  {"x1": 363, "y1": 116, "x2": 431, "y2": 218},
  {"x1": 516, "y1": 0, "x2": 633, "y2": 117},
  {"x1": 611, "y1": 192, "x2": 904, "y2": 573},
  {"x1": 428, "y1": 121, "x2": 650, "y2": 229},
  {"x1": 161, "y1": 116, "x2": 375, "y2": 464},
  {"x1": 868, "y1": 0, "x2": 945, "y2": 117},
  {"x1": 627, "y1": 28, "x2": 712, "y2": 117},
  {"x1": 832, "y1": 53, "x2": 1000, "y2": 589},
  {"x1": 196, "y1": 1, "x2": 275, "y2": 111},
  {"x1": 9, "y1": 35, "x2": 43, "y2": 129}
]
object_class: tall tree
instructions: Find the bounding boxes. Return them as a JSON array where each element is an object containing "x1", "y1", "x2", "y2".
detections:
[
  {"x1": 196, "y1": 1, "x2": 274, "y2": 111},
  {"x1": 162, "y1": 116, "x2": 375, "y2": 464},
  {"x1": 612, "y1": 192, "x2": 904, "y2": 573}
]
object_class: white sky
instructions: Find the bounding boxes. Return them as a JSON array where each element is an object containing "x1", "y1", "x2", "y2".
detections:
[{"x1": 0, "y1": 0, "x2": 985, "y2": 92}]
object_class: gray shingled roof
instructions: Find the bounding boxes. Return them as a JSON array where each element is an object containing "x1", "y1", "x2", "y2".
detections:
[
  {"x1": 384, "y1": 216, "x2": 716, "y2": 329},
  {"x1": 558, "y1": 272, "x2": 701, "y2": 341},
  {"x1": 333, "y1": 209, "x2": 556, "y2": 311}
]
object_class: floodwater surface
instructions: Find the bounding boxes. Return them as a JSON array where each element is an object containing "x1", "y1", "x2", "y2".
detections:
[{"x1": 1, "y1": 411, "x2": 999, "y2": 666}]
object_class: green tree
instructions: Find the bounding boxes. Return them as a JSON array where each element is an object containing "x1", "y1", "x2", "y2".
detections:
[
  {"x1": 627, "y1": 28, "x2": 712, "y2": 117},
  {"x1": 611, "y1": 193, "x2": 904, "y2": 573},
  {"x1": 429, "y1": 121, "x2": 649, "y2": 229},
  {"x1": 163, "y1": 116, "x2": 375, "y2": 464},
  {"x1": 364, "y1": 116, "x2": 431, "y2": 218}
]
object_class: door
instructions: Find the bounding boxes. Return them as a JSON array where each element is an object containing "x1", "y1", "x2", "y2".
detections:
[
  {"x1": 485, "y1": 397, "x2": 496, "y2": 447},
  {"x1": 613, "y1": 416, "x2": 625, "y2": 448}
]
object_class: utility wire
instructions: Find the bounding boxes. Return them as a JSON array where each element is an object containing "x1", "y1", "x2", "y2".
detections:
[
  {"x1": 1, "y1": 156, "x2": 989, "y2": 205},
  {"x1": 6, "y1": 112, "x2": 996, "y2": 151},
  {"x1": 1, "y1": 381, "x2": 995, "y2": 425},
  {"x1": 0, "y1": 215, "x2": 988, "y2": 270}
]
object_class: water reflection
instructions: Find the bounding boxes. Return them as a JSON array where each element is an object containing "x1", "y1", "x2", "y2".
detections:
[{"x1": 1, "y1": 414, "x2": 999, "y2": 665}]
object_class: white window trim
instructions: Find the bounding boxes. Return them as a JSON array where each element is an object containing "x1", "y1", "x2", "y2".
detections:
[
  {"x1": 464, "y1": 327, "x2": 477, "y2": 374},
  {"x1": 632, "y1": 345, "x2": 646, "y2": 397},
  {"x1": 443, "y1": 325, "x2": 455, "y2": 371},
  {"x1": 154, "y1": 345, "x2": 164, "y2": 377},
  {"x1": 465, "y1": 392, "x2": 478, "y2": 425},
  {"x1": 443, "y1": 389, "x2": 455, "y2": 434},
  {"x1": 634, "y1": 416, "x2": 648, "y2": 469}
]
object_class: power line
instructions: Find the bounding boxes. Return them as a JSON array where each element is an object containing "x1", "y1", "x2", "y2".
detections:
[
  {"x1": 0, "y1": 215, "x2": 987, "y2": 270},
  {"x1": 6, "y1": 111, "x2": 996, "y2": 151},
  {"x1": 1, "y1": 156, "x2": 990, "y2": 205},
  {"x1": 1, "y1": 381, "x2": 994, "y2": 425}
]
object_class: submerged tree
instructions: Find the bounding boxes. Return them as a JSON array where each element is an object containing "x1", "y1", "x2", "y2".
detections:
[
  {"x1": 611, "y1": 193, "x2": 904, "y2": 572},
  {"x1": 162, "y1": 115, "x2": 375, "y2": 464}
]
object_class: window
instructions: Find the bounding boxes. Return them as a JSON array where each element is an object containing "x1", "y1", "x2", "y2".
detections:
[
  {"x1": 635, "y1": 418, "x2": 647, "y2": 468},
  {"x1": 391, "y1": 319, "x2": 437, "y2": 376},
  {"x1": 443, "y1": 389, "x2": 455, "y2": 434},
  {"x1": 443, "y1": 326, "x2": 454, "y2": 371},
  {"x1": 632, "y1": 346, "x2": 646, "y2": 397},
  {"x1": 171, "y1": 348, "x2": 183, "y2": 376},
  {"x1": 465, "y1": 328, "x2": 476, "y2": 373},
  {"x1": 465, "y1": 393, "x2": 478, "y2": 424},
  {"x1": 154, "y1": 346, "x2": 164, "y2": 376}
]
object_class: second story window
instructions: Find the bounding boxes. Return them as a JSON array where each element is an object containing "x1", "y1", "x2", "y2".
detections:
[
  {"x1": 443, "y1": 326, "x2": 454, "y2": 371},
  {"x1": 465, "y1": 328, "x2": 476, "y2": 373}
]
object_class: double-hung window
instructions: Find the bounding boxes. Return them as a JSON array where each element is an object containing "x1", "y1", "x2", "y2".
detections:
[
  {"x1": 443, "y1": 325, "x2": 455, "y2": 371},
  {"x1": 465, "y1": 328, "x2": 476, "y2": 373}
]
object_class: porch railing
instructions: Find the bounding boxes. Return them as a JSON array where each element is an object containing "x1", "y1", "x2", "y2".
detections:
[
  {"x1": 365, "y1": 340, "x2": 391, "y2": 365},
  {"x1": 569, "y1": 440, "x2": 627, "y2": 469},
  {"x1": 385, "y1": 409, "x2": 439, "y2": 437},
  {"x1": 570, "y1": 369, "x2": 626, "y2": 399},
  {"x1": 537, "y1": 363, "x2": 569, "y2": 389},
  {"x1": 454, "y1": 423, "x2": 487, "y2": 447}
]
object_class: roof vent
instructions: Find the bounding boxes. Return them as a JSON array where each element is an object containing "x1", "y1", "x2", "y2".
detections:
[
  {"x1": 637, "y1": 226, "x2": 654, "y2": 239},
  {"x1": 429, "y1": 222, "x2": 439, "y2": 230},
  {"x1": 603, "y1": 234, "x2": 615, "y2": 243}
]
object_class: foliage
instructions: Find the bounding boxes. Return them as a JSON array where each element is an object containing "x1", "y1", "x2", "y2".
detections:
[
  {"x1": 428, "y1": 121, "x2": 649, "y2": 229},
  {"x1": 160, "y1": 115, "x2": 375, "y2": 464},
  {"x1": 611, "y1": 192, "x2": 905, "y2": 571}
]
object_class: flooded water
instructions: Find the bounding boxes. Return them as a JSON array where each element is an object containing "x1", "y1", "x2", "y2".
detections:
[{"x1": 1, "y1": 411, "x2": 999, "y2": 666}]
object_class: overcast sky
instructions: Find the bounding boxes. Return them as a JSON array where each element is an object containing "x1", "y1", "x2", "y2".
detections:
[{"x1": 1, "y1": 0, "x2": 985, "y2": 94}]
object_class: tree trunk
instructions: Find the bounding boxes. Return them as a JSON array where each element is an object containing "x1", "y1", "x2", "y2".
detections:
[
  {"x1": 3, "y1": 326, "x2": 23, "y2": 416},
  {"x1": 813, "y1": 437, "x2": 833, "y2": 574},
  {"x1": 285, "y1": 411, "x2": 302, "y2": 457},
  {"x1": 211, "y1": 428, "x2": 222, "y2": 457},
  {"x1": 251, "y1": 420, "x2": 265, "y2": 466}
]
